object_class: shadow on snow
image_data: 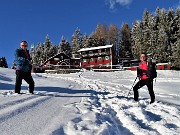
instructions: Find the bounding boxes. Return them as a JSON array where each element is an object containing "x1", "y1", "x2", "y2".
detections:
[
  {"x1": 0, "y1": 75, "x2": 13, "y2": 82},
  {"x1": 35, "y1": 86, "x2": 110, "y2": 98}
]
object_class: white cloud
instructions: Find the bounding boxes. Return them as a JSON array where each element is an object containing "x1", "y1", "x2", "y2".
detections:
[{"x1": 105, "y1": 0, "x2": 132, "y2": 9}]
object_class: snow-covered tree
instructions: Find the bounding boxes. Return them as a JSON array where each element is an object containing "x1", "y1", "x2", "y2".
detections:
[
  {"x1": 171, "y1": 8, "x2": 180, "y2": 69},
  {"x1": 131, "y1": 21, "x2": 144, "y2": 58},
  {"x1": 32, "y1": 43, "x2": 44, "y2": 66},
  {"x1": 119, "y1": 23, "x2": 132, "y2": 59},
  {"x1": 0, "y1": 57, "x2": 8, "y2": 68},
  {"x1": 71, "y1": 28, "x2": 83, "y2": 58},
  {"x1": 58, "y1": 36, "x2": 71, "y2": 57},
  {"x1": 131, "y1": 7, "x2": 178, "y2": 63},
  {"x1": 142, "y1": 10, "x2": 153, "y2": 56},
  {"x1": 58, "y1": 36, "x2": 65, "y2": 53},
  {"x1": 82, "y1": 34, "x2": 90, "y2": 48},
  {"x1": 43, "y1": 35, "x2": 57, "y2": 61},
  {"x1": 156, "y1": 25, "x2": 169, "y2": 62},
  {"x1": 172, "y1": 37, "x2": 180, "y2": 69},
  {"x1": 89, "y1": 33, "x2": 97, "y2": 47}
]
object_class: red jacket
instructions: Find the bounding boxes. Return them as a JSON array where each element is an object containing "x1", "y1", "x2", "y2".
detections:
[{"x1": 139, "y1": 61, "x2": 149, "y2": 80}]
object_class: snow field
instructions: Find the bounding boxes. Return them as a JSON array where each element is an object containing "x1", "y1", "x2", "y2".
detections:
[
  {"x1": 42, "y1": 70, "x2": 180, "y2": 135},
  {"x1": 0, "y1": 68, "x2": 180, "y2": 135}
]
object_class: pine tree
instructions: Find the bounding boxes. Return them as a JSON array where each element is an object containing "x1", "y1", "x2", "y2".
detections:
[
  {"x1": 58, "y1": 36, "x2": 71, "y2": 57},
  {"x1": 156, "y1": 25, "x2": 169, "y2": 62},
  {"x1": 43, "y1": 35, "x2": 57, "y2": 61},
  {"x1": 142, "y1": 10, "x2": 152, "y2": 56},
  {"x1": 71, "y1": 28, "x2": 83, "y2": 58},
  {"x1": 167, "y1": 8, "x2": 178, "y2": 63},
  {"x1": 147, "y1": 12, "x2": 159, "y2": 60},
  {"x1": 131, "y1": 21, "x2": 144, "y2": 58},
  {"x1": 131, "y1": 7, "x2": 176, "y2": 63},
  {"x1": 49, "y1": 45, "x2": 57, "y2": 58},
  {"x1": 3, "y1": 57, "x2": 8, "y2": 68},
  {"x1": 172, "y1": 36, "x2": 180, "y2": 69},
  {"x1": 0, "y1": 58, "x2": 3, "y2": 67},
  {"x1": 82, "y1": 34, "x2": 90, "y2": 48},
  {"x1": 33, "y1": 43, "x2": 44, "y2": 66},
  {"x1": 0, "y1": 57, "x2": 8, "y2": 68},
  {"x1": 64, "y1": 40, "x2": 72, "y2": 57},
  {"x1": 171, "y1": 8, "x2": 180, "y2": 69},
  {"x1": 58, "y1": 36, "x2": 65, "y2": 53},
  {"x1": 89, "y1": 33, "x2": 97, "y2": 47},
  {"x1": 119, "y1": 23, "x2": 132, "y2": 59},
  {"x1": 155, "y1": 8, "x2": 170, "y2": 62}
]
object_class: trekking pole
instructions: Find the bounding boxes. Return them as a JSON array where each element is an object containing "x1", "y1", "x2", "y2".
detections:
[{"x1": 127, "y1": 76, "x2": 138, "y2": 97}]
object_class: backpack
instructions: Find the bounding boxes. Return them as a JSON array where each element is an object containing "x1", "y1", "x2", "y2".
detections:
[{"x1": 147, "y1": 61, "x2": 157, "y2": 79}]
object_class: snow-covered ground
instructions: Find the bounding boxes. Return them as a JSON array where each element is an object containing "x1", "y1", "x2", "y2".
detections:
[{"x1": 0, "y1": 68, "x2": 180, "y2": 135}]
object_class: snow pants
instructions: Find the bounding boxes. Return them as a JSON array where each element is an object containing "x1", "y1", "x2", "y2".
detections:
[
  {"x1": 133, "y1": 78, "x2": 155, "y2": 102},
  {"x1": 15, "y1": 70, "x2": 34, "y2": 94}
]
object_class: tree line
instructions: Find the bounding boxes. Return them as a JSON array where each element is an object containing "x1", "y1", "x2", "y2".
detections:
[
  {"x1": 29, "y1": 7, "x2": 179, "y2": 69},
  {"x1": 0, "y1": 57, "x2": 8, "y2": 68},
  {"x1": 132, "y1": 7, "x2": 180, "y2": 69}
]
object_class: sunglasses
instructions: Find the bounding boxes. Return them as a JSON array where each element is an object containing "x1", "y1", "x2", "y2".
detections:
[{"x1": 21, "y1": 45, "x2": 27, "y2": 47}]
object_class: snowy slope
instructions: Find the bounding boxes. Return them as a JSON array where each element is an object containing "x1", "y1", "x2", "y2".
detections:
[{"x1": 0, "y1": 68, "x2": 180, "y2": 135}]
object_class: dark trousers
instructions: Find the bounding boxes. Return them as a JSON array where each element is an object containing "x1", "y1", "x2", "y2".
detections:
[
  {"x1": 133, "y1": 78, "x2": 155, "y2": 102},
  {"x1": 15, "y1": 70, "x2": 34, "y2": 93}
]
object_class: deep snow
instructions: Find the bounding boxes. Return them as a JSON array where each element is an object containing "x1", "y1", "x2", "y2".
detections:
[{"x1": 0, "y1": 68, "x2": 180, "y2": 135}]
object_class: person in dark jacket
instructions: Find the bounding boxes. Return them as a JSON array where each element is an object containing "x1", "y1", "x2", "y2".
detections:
[
  {"x1": 133, "y1": 53, "x2": 156, "y2": 104},
  {"x1": 14, "y1": 41, "x2": 34, "y2": 94}
]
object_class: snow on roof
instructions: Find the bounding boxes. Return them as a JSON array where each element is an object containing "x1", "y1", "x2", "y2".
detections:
[
  {"x1": 71, "y1": 58, "x2": 80, "y2": 60},
  {"x1": 78, "y1": 44, "x2": 113, "y2": 52}
]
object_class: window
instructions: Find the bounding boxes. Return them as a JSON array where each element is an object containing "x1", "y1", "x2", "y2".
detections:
[
  {"x1": 105, "y1": 56, "x2": 110, "y2": 60},
  {"x1": 90, "y1": 58, "x2": 94, "y2": 62},
  {"x1": 104, "y1": 49, "x2": 109, "y2": 54},
  {"x1": 89, "y1": 51, "x2": 93, "y2": 55},
  {"x1": 54, "y1": 58, "x2": 59, "y2": 61},
  {"x1": 82, "y1": 52, "x2": 87, "y2": 56},
  {"x1": 98, "y1": 49, "x2": 101, "y2": 54},
  {"x1": 64, "y1": 59, "x2": 70, "y2": 63},
  {"x1": 83, "y1": 59, "x2": 87, "y2": 62},
  {"x1": 98, "y1": 57, "x2": 102, "y2": 61}
]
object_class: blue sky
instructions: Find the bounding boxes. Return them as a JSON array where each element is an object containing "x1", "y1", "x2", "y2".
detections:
[{"x1": 0, "y1": 0, "x2": 179, "y2": 67}]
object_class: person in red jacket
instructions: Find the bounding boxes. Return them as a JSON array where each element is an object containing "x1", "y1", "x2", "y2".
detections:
[{"x1": 133, "y1": 53, "x2": 155, "y2": 104}]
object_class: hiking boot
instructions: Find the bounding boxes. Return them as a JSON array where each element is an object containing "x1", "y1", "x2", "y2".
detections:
[
  {"x1": 150, "y1": 100, "x2": 155, "y2": 104},
  {"x1": 134, "y1": 98, "x2": 139, "y2": 102},
  {"x1": 29, "y1": 92, "x2": 34, "y2": 94}
]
